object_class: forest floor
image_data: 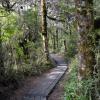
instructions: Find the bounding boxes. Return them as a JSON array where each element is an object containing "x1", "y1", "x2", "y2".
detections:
[{"x1": 8, "y1": 54, "x2": 69, "y2": 100}]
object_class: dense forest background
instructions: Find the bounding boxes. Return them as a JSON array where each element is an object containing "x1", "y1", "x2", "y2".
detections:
[{"x1": 0, "y1": 0, "x2": 100, "y2": 100}]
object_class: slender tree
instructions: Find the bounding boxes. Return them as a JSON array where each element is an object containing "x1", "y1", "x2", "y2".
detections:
[
  {"x1": 64, "y1": 40, "x2": 67, "y2": 52},
  {"x1": 75, "y1": 0, "x2": 95, "y2": 80},
  {"x1": 53, "y1": 34, "x2": 56, "y2": 51},
  {"x1": 41, "y1": 0, "x2": 49, "y2": 60},
  {"x1": 0, "y1": 24, "x2": 4, "y2": 81},
  {"x1": 56, "y1": 27, "x2": 59, "y2": 49}
]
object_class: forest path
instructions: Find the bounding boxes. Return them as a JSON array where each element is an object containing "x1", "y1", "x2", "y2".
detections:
[
  {"x1": 23, "y1": 54, "x2": 67, "y2": 100},
  {"x1": 10, "y1": 54, "x2": 68, "y2": 100}
]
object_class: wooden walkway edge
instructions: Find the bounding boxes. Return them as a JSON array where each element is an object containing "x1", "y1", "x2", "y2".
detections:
[{"x1": 23, "y1": 54, "x2": 67, "y2": 100}]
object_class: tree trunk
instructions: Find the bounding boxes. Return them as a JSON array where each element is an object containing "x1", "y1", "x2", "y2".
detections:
[
  {"x1": 53, "y1": 35, "x2": 56, "y2": 51},
  {"x1": 75, "y1": 0, "x2": 95, "y2": 80},
  {"x1": 64, "y1": 40, "x2": 67, "y2": 52},
  {"x1": 41, "y1": 0, "x2": 49, "y2": 60},
  {"x1": 56, "y1": 28, "x2": 59, "y2": 49},
  {"x1": 0, "y1": 24, "x2": 4, "y2": 82}
]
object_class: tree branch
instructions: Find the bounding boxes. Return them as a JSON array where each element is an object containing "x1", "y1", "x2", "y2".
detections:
[{"x1": 47, "y1": 15, "x2": 65, "y2": 22}]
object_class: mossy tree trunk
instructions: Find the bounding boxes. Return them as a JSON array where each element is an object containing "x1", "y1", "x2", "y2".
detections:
[
  {"x1": 75, "y1": 0, "x2": 95, "y2": 80},
  {"x1": 41, "y1": 0, "x2": 49, "y2": 60}
]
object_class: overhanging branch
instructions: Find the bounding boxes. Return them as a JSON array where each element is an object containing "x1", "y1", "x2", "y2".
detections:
[{"x1": 47, "y1": 15, "x2": 65, "y2": 22}]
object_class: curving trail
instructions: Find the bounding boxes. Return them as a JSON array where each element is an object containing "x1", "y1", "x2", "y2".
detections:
[
  {"x1": 23, "y1": 54, "x2": 67, "y2": 100},
  {"x1": 10, "y1": 54, "x2": 68, "y2": 100}
]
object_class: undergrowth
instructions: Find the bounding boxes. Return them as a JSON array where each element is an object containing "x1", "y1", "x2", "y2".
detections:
[{"x1": 64, "y1": 57, "x2": 99, "y2": 100}]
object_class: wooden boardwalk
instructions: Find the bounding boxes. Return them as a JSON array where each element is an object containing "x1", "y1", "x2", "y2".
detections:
[{"x1": 23, "y1": 54, "x2": 67, "y2": 100}]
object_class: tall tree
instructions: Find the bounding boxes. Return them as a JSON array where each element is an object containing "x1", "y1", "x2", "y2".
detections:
[
  {"x1": 0, "y1": 24, "x2": 4, "y2": 81},
  {"x1": 75, "y1": 0, "x2": 95, "y2": 80},
  {"x1": 56, "y1": 26, "x2": 59, "y2": 49},
  {"x1": 41, "y1": 0, "x2": 49, "y2": 60}
]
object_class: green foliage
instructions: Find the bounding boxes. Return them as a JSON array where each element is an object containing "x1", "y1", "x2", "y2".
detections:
[
  {"x1": 24, "y1": 7, "x2": 38, "y2": 25},
  {"x1": 1, "y1": 13, "x2": 20, "y2": 41},
  {"x1": 23, "y1": 7, "x2": 39, "y2": 33},
  {"x1": 65, "y1": 58, "x2": 95, "y2": 100},
  {"x1": 65, "y1": 58, "x2": 78, "y2": 100},
  {"x1": 59, "y1": 0, "x2": 75, "y2": 14},
  {"x1": 0, "y1": 5, "x2": 52, "y2": 86},
  {"x1": 64, "y1": 34, "x2": 77, "y2": 59}
]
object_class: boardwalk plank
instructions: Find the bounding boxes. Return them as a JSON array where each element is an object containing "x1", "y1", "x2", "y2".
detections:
[
  {"x1": 23, "y1": 54, "x2": 67, "y2": 100},
  {"x1": 40, "y1": 97, "x2": 46, "y2": 100},
  {"x1": 44, "y1": 66, "x2": 67, "y2": 96},
  {"x1": 34, "y1": 96, "x2": 41, "y2": 100},
  {"x1": 23, "y1": 96, "x2": 34, "y2": 100}
]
